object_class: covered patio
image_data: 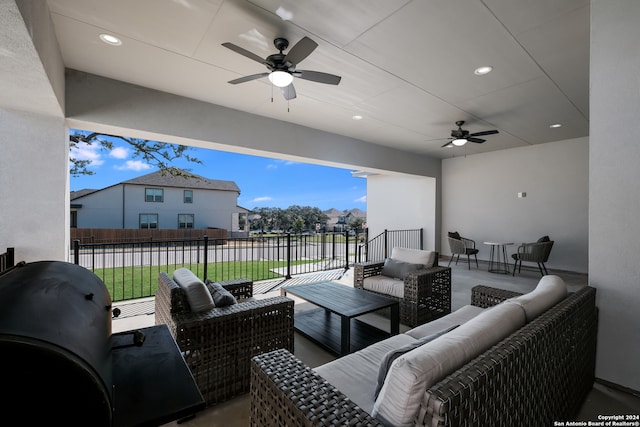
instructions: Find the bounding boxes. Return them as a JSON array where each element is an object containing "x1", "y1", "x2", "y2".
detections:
[{"x1": 2, "y1": 0, "x2": 640, "y2": 423}]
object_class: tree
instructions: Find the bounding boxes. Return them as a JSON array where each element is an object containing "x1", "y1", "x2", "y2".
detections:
[
  {"x1": 69, "y1": 131, "x2": 202, "y2": 177},
  {"x1": 348, "y1": 216, "x2": 366, "y2": 234},
  {"x1": 292, "y1": 216, "x2": 305, "y2": 234}
]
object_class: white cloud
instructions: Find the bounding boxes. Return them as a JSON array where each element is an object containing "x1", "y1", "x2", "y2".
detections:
[
  {"x1": 109, "y1": 147, "x2": 129, "y2": 159},
  {"x1": 355, "y1": 195, "x2": 366, "y2": 203},
  {"x1": 251, "y1": 196, "x2": 273, "y2": 202},
  {"x1": 114, "y1": 160, "x2": 152, "y2": 171},
  {"x1": 70, "y1": 141, "x2": 104, "y2": 166}
]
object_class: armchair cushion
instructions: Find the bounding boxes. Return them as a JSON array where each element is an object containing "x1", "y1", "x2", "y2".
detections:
[
  {"x1": 390, "y1": 247, "x2": 436, "y2": 267},
  {"x1": 380, "y1": 258, "x2": 422, "y2": 279},
  {"x1": 363, "y1": 275, "x2": 404, "y2": 298},
  {"x1": 207, "y1": 280, "x2": 237, "y2": 307},
  {"x1": 173, "y1": 268, "x2": 215, "y2": 312}
]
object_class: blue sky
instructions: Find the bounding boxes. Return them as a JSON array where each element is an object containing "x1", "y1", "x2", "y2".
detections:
[{"x1": 69, "y1": 132, "x2": 367, "y2": 211}]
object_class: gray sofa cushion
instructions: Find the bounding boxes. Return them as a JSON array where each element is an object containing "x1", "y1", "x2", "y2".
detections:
[
  {"x1": 505, "y1": 274, "x2": 567, "y2": 322},
  {"x1": 372, "y1": 302, "x2": 527, "y2": 427},
  {"x1": 405, "y1": 304, "x2": 485, "y2": 340},
  {"x1": 374, "y1": 324, "x2": 459, "y2": 399},
  {"x1": 314, "y1": 333, "x2": 415, "y2": 414}
]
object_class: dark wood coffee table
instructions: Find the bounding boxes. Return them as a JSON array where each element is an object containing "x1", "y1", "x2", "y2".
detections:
[{"x1": 282, "y1": 281, "x2": 399, "y2": 356}]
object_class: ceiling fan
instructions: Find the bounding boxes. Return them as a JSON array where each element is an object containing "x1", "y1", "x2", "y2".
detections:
[
  {"x1": 440, "y1": 121, "x2": 499, "y2": 147},
  {"x1": 222, "y1": 36, "x2": 342, "y2": 100}
]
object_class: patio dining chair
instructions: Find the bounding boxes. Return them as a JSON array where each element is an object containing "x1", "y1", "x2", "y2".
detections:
[{"x1": 447, "y1": 231, "x2": 479, "y2": 269}]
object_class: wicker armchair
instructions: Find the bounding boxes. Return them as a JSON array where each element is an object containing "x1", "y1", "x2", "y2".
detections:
[
  {"x1": 511, "y1": 237, "x2": 554, "y2": 276},
  {"x1": 155, "y1": 272, "x2": 294, "y2": 407},
  {"x1": 353, "y1": 250, "x2": 451, "y2": 327}
]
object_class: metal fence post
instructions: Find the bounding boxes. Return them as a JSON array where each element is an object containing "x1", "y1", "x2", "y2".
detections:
[
  {"x1": 286, "y1": 233, "x2": 292, "y2": 279},
  {"x1": 383, "y1": 229, "x2": 388, "y2": 259},
  {"x1": 73, "y1": 240, "x2": 80, "y2": 265},
  {"x1": 344, "y1": 231, "x2": 350, "y2": 270},
  {"x1": 203, "y1": 235, "x2": 209, "y2": 280}
]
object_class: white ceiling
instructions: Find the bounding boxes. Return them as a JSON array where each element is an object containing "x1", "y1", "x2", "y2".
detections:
[{"x1": 45, "y1": 0, "x2": 589, "y2": 159}]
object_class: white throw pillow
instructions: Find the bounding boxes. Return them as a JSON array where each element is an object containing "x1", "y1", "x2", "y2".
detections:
[
  {"x1": 173, "y1": 268, "x2": 215, "y2": 312},
  {"x1": 506, "y1": 275, "x2": 567, "y2": 322},
  {"x1": 390, "y1": 247, "x2": 436, "y2": 267}
]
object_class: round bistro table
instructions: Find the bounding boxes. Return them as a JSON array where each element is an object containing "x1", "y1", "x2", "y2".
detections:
[{"x1": 483, "y1": 242, "x2": 513, "y2": 274}]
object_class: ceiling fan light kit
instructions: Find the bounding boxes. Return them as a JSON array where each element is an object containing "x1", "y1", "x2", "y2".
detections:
[
  {"x1": 452, "y1": 138, "x2": 467, "y2": 146},
  {"x1": 438, "y1": 121, "x2": 499, "y2": 148},
  {"x1": 268, "y1": 71, "x2": 293, "y2": 87}
]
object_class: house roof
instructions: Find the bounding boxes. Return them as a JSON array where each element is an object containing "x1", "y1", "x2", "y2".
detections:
[
  {"x1": 71, "y1": 170, "x2": 240, "y2": 201},
  {"x1": 122, "y1": 170, "x2": 240, "y2": 193},
  {"x1": 70, "y1": 189, "x2": 97, "y2": 200}
]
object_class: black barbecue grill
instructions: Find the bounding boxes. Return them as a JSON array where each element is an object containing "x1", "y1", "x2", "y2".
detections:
[{"x1": 0, "y1": 261, "x2": 204, "y2": 426}]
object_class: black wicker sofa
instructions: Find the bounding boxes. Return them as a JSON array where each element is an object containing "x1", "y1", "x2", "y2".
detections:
[{"x1": 250, "y1": 277, "x2": 597, "y2": 426}]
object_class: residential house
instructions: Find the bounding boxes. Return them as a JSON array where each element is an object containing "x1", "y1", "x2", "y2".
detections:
[
  {"x1": 70, "y1": 170, "x2": 247, "y2": 232},
  {"x1": 2, "y1": 0, "x2": 639, "y2": 400},
  {"x1": 324, "y1": 208, "x2": 366, "y2": 232}
]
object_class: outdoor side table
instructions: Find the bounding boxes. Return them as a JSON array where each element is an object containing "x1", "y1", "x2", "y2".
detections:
[{"x1": 483, "y1": 242, "x2": 513, "y2": 274}]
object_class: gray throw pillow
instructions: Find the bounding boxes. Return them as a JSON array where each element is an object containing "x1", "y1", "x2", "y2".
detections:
[
  {"x1": 206, "y1": 280, "x2": 237, "y2": 307},
  {"x1": 374, "y1": 324, "x2": 460, "y2": 399},
  {"x1": 381, "y1": 258, "x2": 422, "y2": 279}
]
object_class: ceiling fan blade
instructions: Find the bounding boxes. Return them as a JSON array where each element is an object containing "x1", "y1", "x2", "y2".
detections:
[
  {"x1": 296, "y1": 70, "x2": 342, "y2": 85},
  {"x1": 284, "y1": 36, "x2": 317, "y2": 65},
  {"x1": 469, "y1": 129, "x2": 499, "y2": 137},
  {"x1": 281, "y1": 83, "x2": 297, "y2": 100},
  {"x1": 441, "y1": 141, "x2": 454, "y2": 148},
  {"x1": 228, "y1": 73, "x2": 269, "y2": 84},
  {"x1": 467, "y1": 137, "x2": 486, "y2": 143},
  {"x1": 222, "y1": 42, "x2": 267, "y2": 65}
]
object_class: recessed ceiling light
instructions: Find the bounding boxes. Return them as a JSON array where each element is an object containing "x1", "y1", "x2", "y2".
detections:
[
  {"x1": 549, "y1": 123, "x2": 562, "y2": 128},
  {"x1": 474, "y1": 66, "x2": 493, "y2": 76},
  {"x1": 352, "y1": 115, "x2": 363, "y2": 120},
  {"x1": 99, "y1": 33, "x2": 122, "y2": 46}
]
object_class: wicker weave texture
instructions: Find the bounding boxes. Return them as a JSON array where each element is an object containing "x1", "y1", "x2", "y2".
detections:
[
  {"x1": 250, "y1": 286, "x2": 597, "y2": 427},
  {"x1": 471, "y1": 285, "x2": 523, "y2": 308},
  {"x1": 354, "y1": 260, "x2": 451, "y2": 327},
  {"x1": 250, "y1": 349, "x2": 383, "y2": 427},
  {"x1": 155, "y1": 272, "x2": 294, "y2": 407}
]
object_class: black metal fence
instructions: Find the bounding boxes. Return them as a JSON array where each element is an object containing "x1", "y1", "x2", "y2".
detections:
[
  {"x1": 356, "y1": 228, "x2": 423, "y2": 262},
  {"x1": 72, "y1": 232, "x2": 360, "y2": 302}
]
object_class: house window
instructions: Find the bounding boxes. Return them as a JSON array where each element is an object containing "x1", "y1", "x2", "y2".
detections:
[
  {"x1": 140, "y1": 214, "x2": 159, "y2": 229},
  {"x1": 178, "y1": 214, "x2": 194, "y2": 229},
  {"x1": 145, "y1": 188, "x2": 164, "y2": 202},
  {"x1": 70, "y1": 211, "x2": 78, "y2": 228},
  {"x1": 184, "y1": 190, "x2": 193, "y2": 203}
]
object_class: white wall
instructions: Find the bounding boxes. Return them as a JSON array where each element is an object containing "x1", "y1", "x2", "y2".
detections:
[
  {"x1": 366, "y1": 174, "x2": 437, "y2": 251},
  {"x1": 590, "y1": 0, "x2": 640, "y2": 391},
  {"x1": 0, "y1": 1, "x2": 68, "y2": 263},
  {"x1": 441, "y1": 137, "x2": 589, "y2": 273},
  {"x1": 0, "y1": 110, "x2": 68, "y2": 261}
]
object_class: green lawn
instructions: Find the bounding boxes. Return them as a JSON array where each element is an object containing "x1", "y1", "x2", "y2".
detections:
[{"x1": 89, "y1": 259, "x2": 314, "y2": 301}]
